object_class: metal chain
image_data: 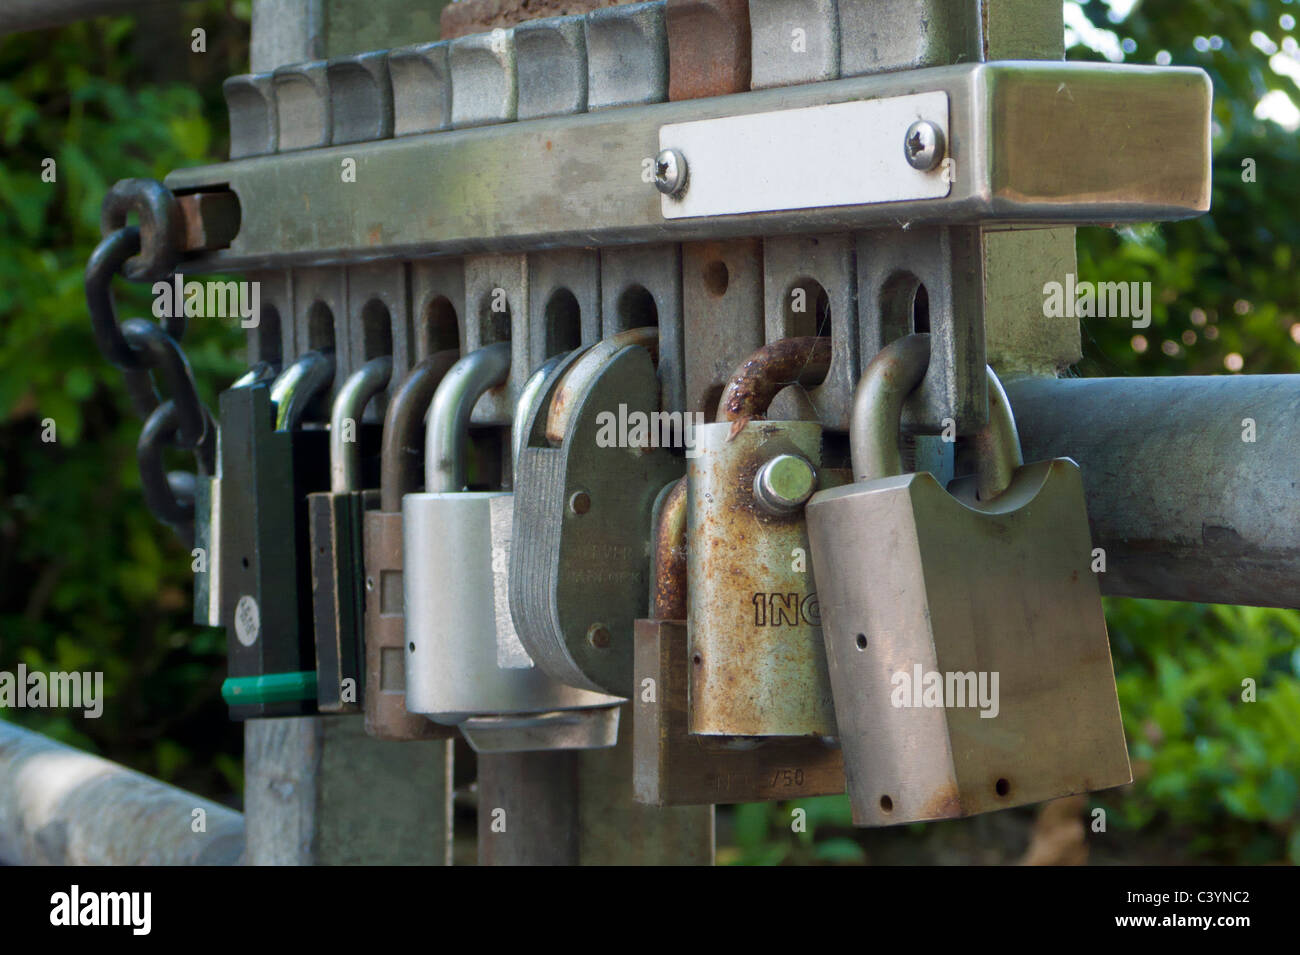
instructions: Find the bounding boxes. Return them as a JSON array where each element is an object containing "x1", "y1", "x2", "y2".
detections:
[{"x1": 85, "y1": 178, "x2": 216, "y2": 546}]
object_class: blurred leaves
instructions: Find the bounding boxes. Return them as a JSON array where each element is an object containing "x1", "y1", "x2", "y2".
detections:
[{"x1": 0, "y1": 4, "x2": 248, "y2": 798}]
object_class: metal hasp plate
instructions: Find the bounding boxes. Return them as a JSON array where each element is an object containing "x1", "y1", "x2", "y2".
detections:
[
  {"x1": 659, "y1": 93, "x2": 951, "y2": 219},
  {"x1": 165, "y1": 62, "x2": 1211, "y2": 272}
]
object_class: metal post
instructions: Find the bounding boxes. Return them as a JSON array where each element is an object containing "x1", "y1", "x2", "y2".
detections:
[
  {"x1": 244, "y1": 716, "x2": 452, "y2": 864},
  {"x1": 477, "y1": 752, "x2": 580, "y2": 865},
  {"x1": 1007, "y1": 374, "x2": 1300, "y2": 609},
  {"x1": 0, "y1": 720, "x2": 244, "y2": 865}
]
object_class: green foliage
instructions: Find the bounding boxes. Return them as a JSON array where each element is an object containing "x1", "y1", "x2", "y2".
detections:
[
  {"x1": 1071, "y1": 0, "x2": 1300, "y2": 377},
  {"x1": 0, "y1": 7, "x2": 249, "y2": 798},
  {"x1": 1105, "y1": 600, "x2": 1300, "y2": 863}
]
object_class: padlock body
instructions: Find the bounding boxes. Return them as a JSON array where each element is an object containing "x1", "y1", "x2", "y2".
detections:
[
  {"x1": 807, "y1": 459, "x2": 1131, "y2": 826},
  {"x1": 193, "y1": 475, "x2": 220, "y2": 627},
  {"x1": 403, "y1": 490, "x2": 621, "y2": 724},
  {"x1": 634, "y1": 617, "x2": 845, "y2": 806},
  {"x1": 511, "y1": 345, "x2": 682, "y2": 697},
  {"x1": 361, "y1": 509, "x2": 450, "y2": 740},
  {"x1": 309, "y1": 488, "x2": 378, "y2": 713},
  {"x1": 687, "y1": 420, "x2": 837, "y2": 737},
  {"x1": 217, "y1": 383, "x2": 328, "y2": 720}
]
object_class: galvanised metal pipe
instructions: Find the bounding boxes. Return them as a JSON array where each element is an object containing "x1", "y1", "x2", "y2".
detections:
[
  {"x1": 1006, "y1": 374, "x2": 1300, "y2": 609},
  {"x1": 0, "y1": 719, "x2": 243, "y2": 865}
]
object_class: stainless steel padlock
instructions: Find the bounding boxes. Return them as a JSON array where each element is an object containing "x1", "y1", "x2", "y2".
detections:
[
  {"x1": 362, "y1": 352, "x2": 460, "y2": 741},
  {"x1": 308, "y1": 356, "x2": 391, "y2": 714},
  {"x1": 688, "y1": 337, "x2": 839, "y2": 738},
  {"x1": 402, "y1": 342, "x2": 622, "y2": 752},
  {"x1": 806, "y1": 333, "x2": 1131, "y2": 826}
]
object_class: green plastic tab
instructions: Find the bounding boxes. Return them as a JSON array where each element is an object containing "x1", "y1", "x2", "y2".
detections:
[{"x1": 222, "y1": 670, "x2": 318, "y2": 705}]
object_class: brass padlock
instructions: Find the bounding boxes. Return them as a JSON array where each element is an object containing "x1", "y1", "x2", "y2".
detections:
[{"x1": 806, "y1": 333, "x2": 1131, "y2": 826}]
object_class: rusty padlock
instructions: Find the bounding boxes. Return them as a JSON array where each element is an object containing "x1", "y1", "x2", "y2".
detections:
[
  {"x1": 634, "y1": 478, "x2": 845, "y2": 806},
  {"x1": 687, "y1": 337, "x2": 840, "y2": 738},
  {"x1": 806, "y1": 333, "x2": 1131, "y2": 826}
]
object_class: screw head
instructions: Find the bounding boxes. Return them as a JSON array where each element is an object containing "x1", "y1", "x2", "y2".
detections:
[
  {"x1": 587, "y1": 623, "x2": 612, "y2": 649},
  {"x1": 753, "y1": 454, "x2": 818, "y2": 516},
  {"x1": 654, "y1": 148, "x2": 688, "y2": 197},
  {"x1": 903, "y1": 120, "x2": 945, "y2": 172}
]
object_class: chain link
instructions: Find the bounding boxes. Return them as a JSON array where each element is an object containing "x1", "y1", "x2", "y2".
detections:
[{"x1": 85, "y1": 178, "x2": 215, "y2": 545}]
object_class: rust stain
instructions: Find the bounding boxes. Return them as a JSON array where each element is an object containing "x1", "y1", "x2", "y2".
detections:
[
  {"x1": 717, "y1": 337, "x2": 832, "y2": 428},
  {"x1": 546, "y1": 327, "x2": 658, "y2": 445},
  {"x1": 919, "y1": 781, "x2": 963, "y2": 820},
  {"x1": 651, "y1": 478, "x2": 689, "y2": 620},
  {"x1": 666, "y1": 0, "x2": 752, "y2": 101}
]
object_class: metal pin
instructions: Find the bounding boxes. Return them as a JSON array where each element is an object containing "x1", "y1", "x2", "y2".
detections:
[{"x1": 753, "y1": 453, "x2": 817, "y2": 515}]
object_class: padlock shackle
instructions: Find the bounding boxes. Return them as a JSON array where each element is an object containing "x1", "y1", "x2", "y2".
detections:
[
  {"x1": 270, "y1": 349, "x2": 334, "y2": 432},
  {"x1": 972, "y1": 368, "x2": 1024, "y2": 502},
  {"x1": 232, "y1": 360, "x2": 279, "y2": 390},
  {"x1": 851, "y1": 334, "x2": 931, "y2": 482},
  {"x1": 545, "y1": 327, "x2": 658, "y2": 446},
  {"x1": 329, "y1": 356, "x2": 392, "y2": 493},
  {"x1": 425, "y1": 342, "x2": 512, "y2": 493},
  {"x1": 649, "y1": 477, "x2": 688, "y2": 621},
  {"x1": 851, "y1": 333, "x2": 1025, "y2": 500},
  {"x1": 514, "y1": 353, "x2": 567, "y2": 469},
  {"x1": 716, "y1": 337, "x2": 831, "y2": 424},
  {"x1": 380, "y1": 349, "x2": 460, "y2": 511}
]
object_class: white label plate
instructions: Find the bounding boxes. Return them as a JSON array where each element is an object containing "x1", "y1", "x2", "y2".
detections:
[{"x1": 659, "y1": 92, "x2": 951, "y2": 219}]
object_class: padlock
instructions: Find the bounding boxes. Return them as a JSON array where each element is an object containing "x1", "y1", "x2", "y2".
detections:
[
  {"x1": 633, "y1": 478, "x2": 846, "y2": 807},
  {"x1": 806, "y1": 333, "x2": 1132, "y2": 826},
  {"x1": 218, "y1": 350, "x2": 334, "y2": 719},
  {"x1": 403, "y1": 342, "x2": 623, "y2": 752},
  {"x1": 194, "y1": 361, "x2": 278, "y2": 629},
  {"x1": 362, "y1": 351, "x2": 460, "y2": 741},
  {"x1": 510, "y1": 328, "x2": 684, "y2": 697},
  {"x1": 687, "y1": 337, "x2": 840, "y2": 738},
  {"x1": 307, "y1": 356, "x2": 390, "y2": 714}
]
